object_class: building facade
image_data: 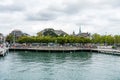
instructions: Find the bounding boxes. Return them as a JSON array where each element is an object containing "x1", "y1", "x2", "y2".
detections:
[
  {"x1": 73, "y1": 27, "x2": 91, "y2": 38},
  {"x1": 10, "y1": 30, "x2": 29, "y2": 39},
  {"x1": 39, "y1": 28, "x2": 68, "y2": 36}
]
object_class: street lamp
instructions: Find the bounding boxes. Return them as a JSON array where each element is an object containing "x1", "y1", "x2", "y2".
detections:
[
  {"x1": 0, "y1": 36, "x2": 2, "y2": 44},
  {"x1": 105, "y1": 32, "x2": 107, "y2": 46},
  {"x1": 13, "y1": 31, "x2": 16, "y2": 45}
]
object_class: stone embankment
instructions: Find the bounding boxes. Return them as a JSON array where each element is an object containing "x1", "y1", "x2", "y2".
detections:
[{"x1": 9, "y1": 46, "x2": 120, "y2": 55}]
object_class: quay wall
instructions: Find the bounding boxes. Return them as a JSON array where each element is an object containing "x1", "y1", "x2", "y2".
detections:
[
  {"x1": 9, "y1": 47, "x2": 96, "y2": 53},
  {"x1": 9, "y1": 46, "x2": 120, "y2": 55}
]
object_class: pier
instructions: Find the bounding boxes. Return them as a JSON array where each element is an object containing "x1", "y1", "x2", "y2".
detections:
[{"x1": 92, "y1": 49, "x2": 120, "y2": 55}]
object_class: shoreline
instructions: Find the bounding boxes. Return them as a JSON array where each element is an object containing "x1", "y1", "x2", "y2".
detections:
[{"x1": 9, "y1": 46, "x2": 120, "y2": 55}]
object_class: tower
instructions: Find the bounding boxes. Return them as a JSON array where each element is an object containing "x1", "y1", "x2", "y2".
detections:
[
  {"x1": 72, "y1": 30, "x2": 75, "y2": 36},
  {"x1": 79, "y1": 26, "x2": 81, "y2": 34}
]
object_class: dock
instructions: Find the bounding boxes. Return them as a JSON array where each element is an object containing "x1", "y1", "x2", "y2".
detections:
[{"x1": 92, "y1": 49, "x2": 120, "y2": 55}]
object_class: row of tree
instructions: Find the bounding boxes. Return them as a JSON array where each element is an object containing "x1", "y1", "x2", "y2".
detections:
[
  {"x1": 92, "y1": 34, "x2": 120, "y2": 45},
  {"x1": 6, "y1": 33, "x2": 120, "y2": 45},
  {"x1": 6, "y1": 35, "x2": 91, "y2": 44}
]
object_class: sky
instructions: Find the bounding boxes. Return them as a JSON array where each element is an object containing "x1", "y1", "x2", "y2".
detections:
[{"x1": 0, "y1": 0, "x2": 120, "y2": 36}]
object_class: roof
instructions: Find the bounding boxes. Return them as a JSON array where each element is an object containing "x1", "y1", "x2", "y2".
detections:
[
  {"x1": 40, "y1": 28, "x2": 68, "y2": 36},
  {"x1": 12, "y1": 29, "x2": 22, "y2": 32},
  {"x1": 54, "y1": 30, "x2": 67, "y2": 35},
  {"x1": 10, "y1": 29, "x2": 29, "y2": 37},
  {"x1": 77, "y1": 33, "x2": 90, "y2": 37}
]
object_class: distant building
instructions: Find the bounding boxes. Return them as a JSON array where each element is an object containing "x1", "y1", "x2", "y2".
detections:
[
  {"x1": 77, "y1": 32, "x2": 90, "y2": 38},
  {"x1": 10, "y1": 29, "x2": 29, "y2": 39},
  {"x1": 73, "y1": 27, "x2": 91, "y2": 38},
  {"x1": 54, "y1": 30, "x2": 67, "y2": 36},
  {"x1": 72, "y1": 31, "x2": 75, "y2": 36},
  {"x1": 40, "y1": 28, "x2": 54, "y2": 34},
  {"x1": 39, "y1": 28, "x2": 68, "y2": 36}
]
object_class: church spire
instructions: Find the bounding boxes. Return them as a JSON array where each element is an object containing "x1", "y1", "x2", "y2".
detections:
[
  {"x1": 79, "y1": 26, "x2": 81, "y2": 34},
  {"x1": 73, "y1": 30, "x2": 75, "y2": 36}
]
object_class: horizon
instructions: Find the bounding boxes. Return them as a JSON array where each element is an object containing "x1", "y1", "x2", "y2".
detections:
[{"x1": 0, "y1": 0, "x2": 120, "y2": 36}]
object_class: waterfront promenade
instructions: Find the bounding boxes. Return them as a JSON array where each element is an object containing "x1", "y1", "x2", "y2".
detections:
[{"x1": 9, "y1": 46, "x2": 120, "y2": 55}]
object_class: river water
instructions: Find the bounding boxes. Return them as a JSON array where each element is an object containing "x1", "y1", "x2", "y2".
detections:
[{"x1": 0, "y1": 51, "x2": 120, "y2": 80}]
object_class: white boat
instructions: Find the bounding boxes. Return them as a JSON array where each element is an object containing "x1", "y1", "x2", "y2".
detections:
[
  {"x1": 0, "y1": 44, "x2": 9, "y2": 56},
  {"x1": 0, "y1": 48, "x2": 6, "y2": 56}
]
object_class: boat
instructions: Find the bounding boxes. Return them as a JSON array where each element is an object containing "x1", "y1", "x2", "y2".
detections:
[
  {"x1": 0, "y1": 43, "x2": 9, "y2": 56},
  {"x1": 0, "y1": 49, "x2": 6, "y2": 56}
]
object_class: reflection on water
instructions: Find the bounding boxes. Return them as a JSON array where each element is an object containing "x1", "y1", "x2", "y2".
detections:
[
  {"x1": 17, "y1": 51, "x2": 92, "y2": 63},
  {"x1": 0, "y1": 51, "x2": 120, "y2": 80}
]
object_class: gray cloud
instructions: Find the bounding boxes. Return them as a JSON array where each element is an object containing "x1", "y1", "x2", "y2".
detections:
[
  {"x1": 26, "y1": 1, "x2": 81, "y2": 21},
  {"x1": 105, "y1": 0, "x2": 120, "y2": 8},
  {"x1": 0, "y1": 0, "x2": 120, "y2": 35},
  {"x1": 27, "y1": 11, "x2": 59, "y2": 21},
  {"x1": 48, "y1": 2, "x2": 80, "y2": 15},
  {"x1": 0, "y1": 4, "x2": 25, "y2": 12}
]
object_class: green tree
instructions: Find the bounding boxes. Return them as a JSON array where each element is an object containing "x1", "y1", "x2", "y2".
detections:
[
  {"x1": 37, "y1": 32, "x2": 43, "y2": 37},
  {"x1": 91, "y1": 33, "x2": 101, "y2": 43},
  {"x1": 106, "y1": 35, "x2": 114, "y2": 45},
  {"x1": 6, "y1": 34, "x2": 14, "y2": 43},
  {"x1": 114, "y1": 35, "x2": 120, "y2": 44}
]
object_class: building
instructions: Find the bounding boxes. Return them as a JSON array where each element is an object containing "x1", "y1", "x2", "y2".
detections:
[
  {"x1": 40, "y1": 28, "x2": 54, "y2": 34},
  {"x1": 54, "y1": 30, "x2": 67, "y2": 36},
  {"x1": 39, "y1": 28, "x2": 68, "y2": 36},
  {"x1": 10, "y1": 29, "x2": 29, "y2": 39},
  {"x1": 77, "y1": 32, "x2": 90, "y2": 38},
  {"x1": 73, "y1": 27, "x2": 90, "y2": 38}
]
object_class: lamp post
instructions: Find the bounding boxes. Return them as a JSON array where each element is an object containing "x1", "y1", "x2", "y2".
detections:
[
  {"x1": 0, "y1": 36, "x2": 2, "y2": 44},
  {"x1": 13, "y1": 31, "x2": 15, "y2": 45},
  {"x1": 114, "y1": 36, "x2": 116, "y2": 48},
  {"x1": 105, "y1": 32, "x2": 107, "y2": 46},
  {"x1": 55, "y1": 39, "x2": 57, "y2": 47}
]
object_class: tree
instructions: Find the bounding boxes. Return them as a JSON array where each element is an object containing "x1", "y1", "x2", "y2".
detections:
[
  {"x1": 57, "y1": 37, "x2": 66, "y2": 45},
  {"x1": 37, "y1": 32, "x2": 43, "y2": 37},
  {"x1": 114, "y1": 35, "x2": 120, "y2": 44},
  {"x1": 6, "y1": 34, "x2": 14, "y2": 43},
  {"x1": 91, "y1": 33, "x2": 101, "y2": 43},
  {"x1": 106, "y1": 35, "x2": 114, "y2": 45}
]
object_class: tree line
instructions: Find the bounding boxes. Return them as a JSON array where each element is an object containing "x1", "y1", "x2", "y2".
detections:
[{"x1": 6, "y1": 33, "x2": 120, "y2": 46}]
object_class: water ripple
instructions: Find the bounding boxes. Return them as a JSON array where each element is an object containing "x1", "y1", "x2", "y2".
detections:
[{"x1": 0, "y1": 52, "x2": 120, "y2": 80}]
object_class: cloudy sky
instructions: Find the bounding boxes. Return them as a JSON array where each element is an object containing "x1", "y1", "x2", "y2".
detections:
[{"x1": 0, "y1": 0, "x2": 120, "y2": 36}]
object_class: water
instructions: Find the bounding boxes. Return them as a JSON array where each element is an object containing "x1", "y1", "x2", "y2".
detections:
[{"x1": 0, "y1": 51, "x2": 120, "y2": 80}]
